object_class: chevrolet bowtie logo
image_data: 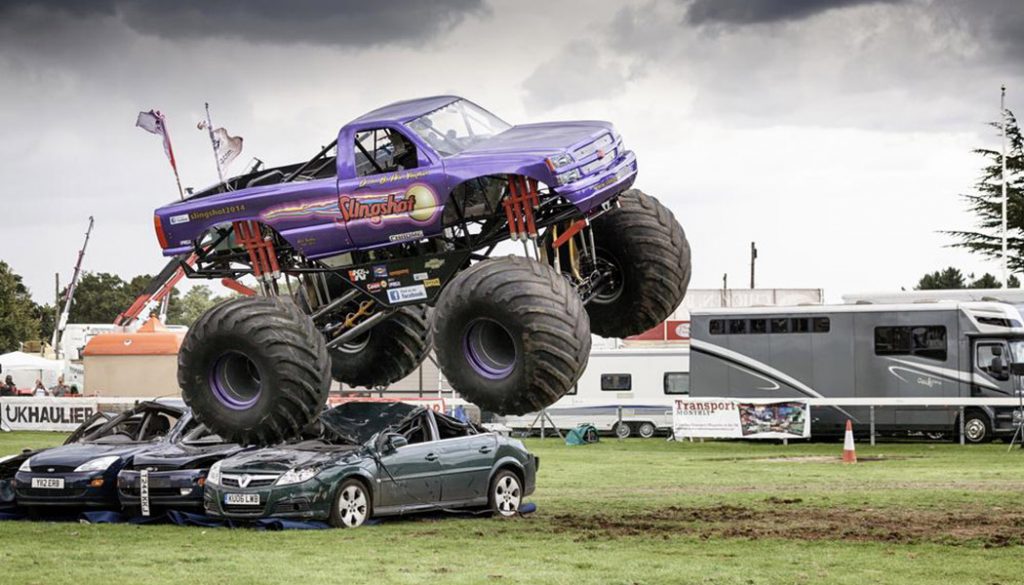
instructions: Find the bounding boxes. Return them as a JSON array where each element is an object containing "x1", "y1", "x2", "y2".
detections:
[{"x1": 238, "y1": 474, "x2": 252, "y2": 488}]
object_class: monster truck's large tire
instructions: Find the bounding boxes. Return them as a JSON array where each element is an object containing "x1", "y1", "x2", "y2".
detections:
[
  {"x1": 432, "y1": 256, "x2": 590, "y2": 415},
  {"x1": 587, "y1": 189, "x2": 691, "y2": 338},
  {"x1": 330, "y1": 306, "x2": 430, "y2": 388},
  {"x1": 178, "y1": 296, "x2": 331, "y2": 445}
]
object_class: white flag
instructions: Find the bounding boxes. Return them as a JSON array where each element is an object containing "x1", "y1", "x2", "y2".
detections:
[
  {"x1": 198, "y1": 120, "x2": 243, "y2": 171},
  {"x1": 136, "y1": 110, "x2": 177, "y2": 169}
]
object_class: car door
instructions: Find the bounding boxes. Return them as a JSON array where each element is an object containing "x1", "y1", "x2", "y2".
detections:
[
  {"x1": 376, "y1": 412, "x2": 442, "y2": 509},
  {"x1": 336, "y1": 125, "x2": 447, "y2": 250},
  {"x1": 433, "y1": 412, "x2": 498, "y2": 504}
]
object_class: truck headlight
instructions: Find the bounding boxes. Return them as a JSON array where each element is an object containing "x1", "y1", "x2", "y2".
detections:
[
  {"x1": 276, "y1": 466, "x2": 322, "y2": 486},
  {"x1": 207, "y1": 461, "x2": 222, "y2": 485},
  {"x1": 74, "y1": 456, "x2": 119, "y2": 473},
  {"x1": 546, "y1": 153, "x2": 573, "y2": 170},
  {"x1": 557, "y1": 168, "x2": 582, "y2": 186}
]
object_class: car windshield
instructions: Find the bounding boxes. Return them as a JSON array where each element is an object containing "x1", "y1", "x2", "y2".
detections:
[{"x1": 406, "y1": 99, "x2": 511, "y2": 156}]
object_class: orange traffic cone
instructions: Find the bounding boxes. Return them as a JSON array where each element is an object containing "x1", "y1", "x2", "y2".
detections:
[{"x1": 842, "y1": 419, "x2": 857, "y2": 464}]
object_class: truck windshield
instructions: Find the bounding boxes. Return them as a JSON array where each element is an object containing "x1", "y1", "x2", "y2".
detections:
[
  {"x1": 406, "y1": 99, "x2": 510, "y2": 156},
  {"x1": 1010, "y1": 341, "x2": 1024, "y2": 364}
]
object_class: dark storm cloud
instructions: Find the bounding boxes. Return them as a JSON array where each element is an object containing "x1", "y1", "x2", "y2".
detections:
[
  {"x1": 683, "y1": 0, "x2": 902, "y2": 25},
  {"x1": 0, "y1": 0, "x2": 487, "y2": 48}
]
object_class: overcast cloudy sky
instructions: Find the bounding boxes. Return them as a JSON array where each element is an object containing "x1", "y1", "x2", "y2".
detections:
[{"x1": 0, "y1": 0, "x2": 1021, "y2": 305}]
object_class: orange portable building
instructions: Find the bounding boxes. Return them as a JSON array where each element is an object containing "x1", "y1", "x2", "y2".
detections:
[{"x1": 81, "y1": 317, "x2": 184, "y2": 397}]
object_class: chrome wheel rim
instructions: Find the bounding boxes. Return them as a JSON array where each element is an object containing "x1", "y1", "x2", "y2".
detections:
[
  {"x1": 615, "y1": 423, "x2": 630, "y2": 439},
  {"x1": 639, "y1": 423, "x2": 656, "y2": 438},
  {"x1": 965, "y1": 419, "x2": 986, "y2": 442},
  {"x1": 338, "y1": 484, "x2": 368, "y2": 528},
  {"x1": 494, "y1": 475, "x2": 521, "y2": 516}
]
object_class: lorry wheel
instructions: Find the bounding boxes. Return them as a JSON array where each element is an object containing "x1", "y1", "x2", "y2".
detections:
[
  {"x1": 613, "y1": 422, "x2": 631, "y2": 439},
  {"x1": 330, "y1": 306, "x2": 429, "y2": 388},
  {"x1": 638, "y1": 422, "x2": 657, "y2": 439},
  {"x1": 961, "y1": 411, "x2": 992, "y2": 444},
  {"x1": 432, "y1": 256, "x2": 590, "y2": 415},
  {"x1": 178, "y1": 296, "x2": 330, "y2": 445},
  {"x1": 587, "y1": 189, "x2": 691, "y2": 338}
]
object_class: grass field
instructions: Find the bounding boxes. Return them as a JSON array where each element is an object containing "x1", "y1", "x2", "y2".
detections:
[{"x1": 1, "y1": 432, "x2": 1023, "y2": 584}]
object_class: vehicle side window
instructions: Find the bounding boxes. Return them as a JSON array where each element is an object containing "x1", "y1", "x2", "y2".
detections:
[
  {"x1": 398, "y1": 413, "x2": 432, "y2": 444},
  {"x1": 709, "y1": 320, "x2": 725, "y2": 335},
  {"x1": 353, "y1": 128, "x2": 418, "y2": 178},
  {"x1": 874, "y1": 325, "x2": 947, "y2": 361},
  {"x1": 664, "y1": 372, "x2": 690, "y2": 395},
  {"x1": 601, "y1": 374, "x2": 632, "y2": 391},
  {"x1": 434, "y1": 412, "x2": 476, "y2": 439},
  {"x1": 139, "y1": 412, "x2": 177, "y2": 441},
  {"x1": 976, "y1": 343, "x2": 1009, "y2": 381}
]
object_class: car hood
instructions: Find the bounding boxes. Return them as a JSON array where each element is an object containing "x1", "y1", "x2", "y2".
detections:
[
  {"x1": 451, "y1": 121, "x2": 613, "y2": 159},
  {"x1": 25, "y1": 442, "x2": 155, "y2": 470},
  {"x1": 130, "y1": 442, "x2": 247, "y2": 471},
  {"x1": 219, "y1": 444, "x2": 358, "y2": 473}
]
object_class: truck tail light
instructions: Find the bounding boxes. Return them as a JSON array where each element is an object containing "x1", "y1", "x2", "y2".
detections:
[{"x1": 153, "y1": 215, "x2": 169, "y2": 248}]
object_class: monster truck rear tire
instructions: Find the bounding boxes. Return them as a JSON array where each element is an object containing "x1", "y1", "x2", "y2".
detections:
[
  {"x1": 178, "y1": 296, "x2": 331, "y2": 445},
  {"x1": 330, "y1": 306, "x2": 430, "y2": 388},
  {"x1": 432, "y1": 256, "x2": 590, "y2": 415},
  {"x1": 587, "y1": 189, "x2": 691, "y2": 338}
]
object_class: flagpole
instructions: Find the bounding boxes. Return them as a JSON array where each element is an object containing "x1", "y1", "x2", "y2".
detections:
[
  {"x1": 1001, "y1": 84, "x2": 1008, "y2": 287},
  {"x1": 204, "y1": 102, "x2": 226, "y2": 185},
  {"x1": 163, "y1": 120, "x2": 186, "y2": 201}
]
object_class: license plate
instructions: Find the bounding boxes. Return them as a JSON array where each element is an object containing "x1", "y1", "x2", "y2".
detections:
[
  {"x1": 224, "y1": 493, "x2": 260, "y2": 505},
  {"x1": 32, "y1": 477, "x2": 64, "y2": 489}
]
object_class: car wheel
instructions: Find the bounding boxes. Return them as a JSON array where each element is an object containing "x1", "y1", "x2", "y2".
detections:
[
  {"x1": 962, "y1": 412, "x2": 992, "y2": 444},
  {"x1": 490, "y1": 470, "x2": 522, "y2": 517},
  {"x1": 638, "y1": 422, "x2": 657, "y2": 439},
  {"x1": 613, "y1": 422, "x2": 631, "y2": 439},
  {"x1": 329, "y1": 479, "x2": 371, "y2": 528}
]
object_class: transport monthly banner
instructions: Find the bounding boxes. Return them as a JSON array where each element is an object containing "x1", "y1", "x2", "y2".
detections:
[
  {"x1": 673, "y1": 398, "x2": 810, "y2": 439},
  {"x1": 0, "y1": 398, "x2": 100, "y2": 432}
]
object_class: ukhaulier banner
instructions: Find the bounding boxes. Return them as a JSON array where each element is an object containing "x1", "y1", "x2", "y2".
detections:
[
  {"x1": 0, "y1": 398, "x2": 100, "y2": 432},
  {"x1": 673, "y1": 398, "x2": 810, "y2": 439}
]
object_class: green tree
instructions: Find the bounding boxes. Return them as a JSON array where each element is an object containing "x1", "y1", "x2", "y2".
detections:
[
  {"x1": 969, "y1": 273, "x2": 1001, "y2": 288},
  {"x1": 167, "y1": 285, "x2": 231, "y2": 326},
  {"x1": 946, "y1": 110, "x2": 1024, "y2": 274},
  {"x1": 63, "y1": 272, "x2": 136, "y2": 323},
  {"x1": 916, "y1": 267, "x2": 967, "y2": 290},
  {"x1": 0, "y1": 261, "x2": 41, "y2": 352}
]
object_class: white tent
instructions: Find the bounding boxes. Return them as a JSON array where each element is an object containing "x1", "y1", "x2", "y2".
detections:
[{"x1": 0, "y1": 351, "x2": 65, "y2": 391}]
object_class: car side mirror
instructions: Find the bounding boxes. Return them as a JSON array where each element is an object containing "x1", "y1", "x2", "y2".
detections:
[{"x1": 378, "y1": 433, "x2": 408, "y2": 454}]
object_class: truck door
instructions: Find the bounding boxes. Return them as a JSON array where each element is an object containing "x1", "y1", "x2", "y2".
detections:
[
  {"x1": 336, "y1": 125, "x2": 447, "y2": 250},
  {"x1": 973, "y1": 340, "x2": 1014, "y2": 397}
]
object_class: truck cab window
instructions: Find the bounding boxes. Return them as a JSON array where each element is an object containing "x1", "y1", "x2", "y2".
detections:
[
  {"x1": 354, "y1": 128, "x2": 418, "y2": 178},
  {"x1": 976, "y1": 343, "x2": 1010, "y2": 381}
]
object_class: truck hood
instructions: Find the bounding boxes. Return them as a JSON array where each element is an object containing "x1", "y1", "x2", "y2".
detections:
[
  {"x1": 130, "y1": 442, "x2": 247, "y2": 471},
  {"x1": 451, "y1": 121, "x2": 614, "y2": 159},
  {"x1": 26, "y1": 442, "x2": 154, "y2": 469},
  {"x1": 219, "y1": 443, "x2": 358, "y2": 473}
]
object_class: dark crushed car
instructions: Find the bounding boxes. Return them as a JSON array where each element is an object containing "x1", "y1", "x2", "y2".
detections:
[
  {"x1": 14, "y1": 400, "x2": 191, "y2": 511},
  {"x1": 204, "y1": 401, "x2": 537, "y2": 528},
  {"x1": 117, "y1": 424, "x2": 244, "y2": 514}
]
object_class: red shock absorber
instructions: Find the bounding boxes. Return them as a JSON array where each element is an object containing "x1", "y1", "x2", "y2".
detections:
[{"x1": 232, "y1": 220, "x2": 264, "y2": 278}]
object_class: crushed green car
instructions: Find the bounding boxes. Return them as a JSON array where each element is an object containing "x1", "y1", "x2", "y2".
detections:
[{"x1": 203, "y1": 401, "x2": 537, "y2": 527}]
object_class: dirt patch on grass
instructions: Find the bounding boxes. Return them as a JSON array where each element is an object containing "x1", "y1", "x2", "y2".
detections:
[{"x1": 548, "y1": 502, "x2": 1024, "y2": 546}]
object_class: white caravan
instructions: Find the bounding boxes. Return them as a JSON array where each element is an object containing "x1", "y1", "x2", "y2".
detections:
[{"x1": 501, "y1": 347, "x2": 690, "y2": 438}]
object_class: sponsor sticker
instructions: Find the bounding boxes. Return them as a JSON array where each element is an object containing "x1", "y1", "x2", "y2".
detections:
[
  {"x1": 387, "y1": 285, "x2": 428, "y2": 303},
  {"x1": 389, "y1": 230, "x2": 425, "y2": 243},
  {"x1": 367, "y1": 282, "x2": 381, "y2": 292},
  {"x1": 372, "y1": 265, "x2": 388, "y2": 279},
  {"x1": 424, "y1": 278, "x2": 441, "y2": 288},
  {"x1": 169, "y1": 214, "x2": 190, "y2": 225},
  {"x1": 413, "y1": 272, "x2": 428, "y2": 281},
  {"x1": 389, "y1": 268, "x2": 410, "y2": 277},
  {"x1": 388, "y1": 279, "x2": 403, "y2": 287},
  {"x1": 348, "y1": 268, "x2": 369, "y2": 282},
  {"x1": 424, "y1": 258, "x2": 445, "y2": 270},
  {"x1": 378, "y1": 280, "x2": 389, "y2": 289}
]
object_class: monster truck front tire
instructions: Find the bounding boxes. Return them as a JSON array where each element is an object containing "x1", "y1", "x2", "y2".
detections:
[
  {"x1": 178, "y1": 296, "x2": 331, "y2": 445},
  {"x1": 330, "y1": 306, "x2": 430, "y2": 388},
  {"x1": 432, "y1": 256, "x2": 591, "y2": 415},
  {"x1": 587, "y1": 189, "x2": 691, "y2": 338}
]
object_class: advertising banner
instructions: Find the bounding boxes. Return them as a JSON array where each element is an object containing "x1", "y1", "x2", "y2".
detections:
[
  {"x1": 673, "y1": 397, "x2": 810, "y2": 440},
  {"x1": 0, "y1": 398, "x2": 101, "y2": 432}
]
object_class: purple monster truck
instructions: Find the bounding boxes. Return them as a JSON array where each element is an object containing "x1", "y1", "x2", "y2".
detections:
[{"x1": 153, "y1": 96, "x2": 691, "y2": 444}]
